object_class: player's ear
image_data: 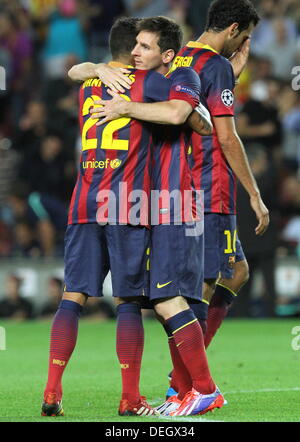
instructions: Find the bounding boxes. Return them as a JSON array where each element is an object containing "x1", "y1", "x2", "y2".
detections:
[
  {"x1": 228, "y1": 23, "x2": 240, "y2": 38},
  {"x1": 162, "y1": 49, "x2": 175, "y2": 65}
]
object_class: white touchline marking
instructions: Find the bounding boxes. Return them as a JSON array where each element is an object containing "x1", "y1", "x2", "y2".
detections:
[{"x1": 223, "y1": 387, "x2": 300, "y2": 394}]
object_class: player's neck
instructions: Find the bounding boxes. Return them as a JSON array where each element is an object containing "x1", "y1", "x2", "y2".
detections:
[
  {"x1": 155, "y1": 64, "x2": 170, "y2": 76},
  {"x1": 196, "y1": 31, "x2": 225, "y2": 55}
]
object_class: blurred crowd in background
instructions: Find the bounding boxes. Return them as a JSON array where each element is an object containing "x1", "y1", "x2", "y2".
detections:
[{"x1": 0, "y1": 0, "x2": 300, "y2": 318}]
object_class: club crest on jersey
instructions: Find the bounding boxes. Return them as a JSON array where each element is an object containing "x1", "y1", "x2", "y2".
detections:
[
  {"x1": 221, "y1": 89, "x2": 234, "y2": 107},
  {"x1": 228, "y1": 255, "x2": 236, "y2": 268}
]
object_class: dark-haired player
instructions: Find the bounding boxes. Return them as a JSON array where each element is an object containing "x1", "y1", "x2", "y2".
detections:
[
  {"x1": 41, "y1": 17, "x2": 211, "y2": 418},
  {"x1": 89, "y1": 16, "x2": 224, "y2": 416}
]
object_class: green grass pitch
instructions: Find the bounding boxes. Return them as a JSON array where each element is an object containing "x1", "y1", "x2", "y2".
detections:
[{"x1": 0, "y1": 317, "x2": 300, "y2": 422}]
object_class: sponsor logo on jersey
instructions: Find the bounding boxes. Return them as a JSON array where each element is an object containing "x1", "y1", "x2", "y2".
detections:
[
  {"x1": 172, "y1": 56, "x2": 193, "y2": 69},
  {"x1": 82, "y1": 159, "x2": 122, "y2": 169}
]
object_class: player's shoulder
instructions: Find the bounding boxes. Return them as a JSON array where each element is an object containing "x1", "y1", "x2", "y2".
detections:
[
  {"x1": 169, "y1": 66, "x2": 199, "y2": 82},
  {"x1": 133, "y1": 68, "x2": 163, "y2": 79},
  {"x1": 204, "y1": 53, "x2": 234, "y2": 75}
]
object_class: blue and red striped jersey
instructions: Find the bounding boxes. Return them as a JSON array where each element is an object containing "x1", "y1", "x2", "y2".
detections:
[
  {"x1": 171, "y1": 42, "x2": 236, "y2": 214},
  {"x1": 150, "y1": 67, "x2": 201, "y2": 224},
  {"x1": 68, "y1": 63, "x2": 196, "y2": 226}
]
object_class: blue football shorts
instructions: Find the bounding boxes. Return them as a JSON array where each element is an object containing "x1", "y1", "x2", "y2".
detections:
[
  {"x1": 64, "y1": 223, "x2": 150, "y2": 299},
  {"x1": 149, "y1": 222, "x2": 204, "y2": 303},
  {"x1": 204, "y1": 213, "x2": 245, "y2": 279}
]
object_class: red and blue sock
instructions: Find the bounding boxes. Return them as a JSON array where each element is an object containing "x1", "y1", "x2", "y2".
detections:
[
  {"x1": 164, "y1": 325, "x2": 192, "y2": 400},
  {"x1": 44, "y1": 300, "x2": 82, "y2": 401},
  {"x1": 189, "y1": 301, "x2": 209, "y2": 336},
  {"x1": 205, "y1": 283, "x2": 236, "y2": 348},
  {"x1": 116, "y1": 303, "x2": 144, "y2": 404},
  {"x1": 166, "y1": 309, "x2": 215, "y2": 395}
]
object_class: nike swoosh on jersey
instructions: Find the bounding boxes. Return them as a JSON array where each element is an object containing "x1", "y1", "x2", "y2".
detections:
[{"x1": 156, "y1": 281, "x2": 172, "y2": 289}]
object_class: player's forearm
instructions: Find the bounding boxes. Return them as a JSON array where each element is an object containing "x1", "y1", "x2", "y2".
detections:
[
  {"x1": 120, "y1": 100, "x2": 192, "y2": 125},
  {"x1": 68, "y1": 62, "x2": 98, "y2": 82},
  {"x1": 219, "y1": 133, "x2": 260, "y2": 198},
  {"x1": 188, "y1": 104, "x2": 213, "y2": 136}
]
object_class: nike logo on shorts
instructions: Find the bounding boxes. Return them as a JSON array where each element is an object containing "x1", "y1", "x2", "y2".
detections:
[{"x1": 156, "y1": 281, "x2": 172, "y2": 289}]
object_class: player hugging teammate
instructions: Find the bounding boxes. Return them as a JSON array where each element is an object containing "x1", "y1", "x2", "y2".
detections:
[{"x1": 41, "y1": 0, "x2": 269, "y2": 418}]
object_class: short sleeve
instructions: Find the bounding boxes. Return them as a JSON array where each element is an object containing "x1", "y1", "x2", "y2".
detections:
[
  {"x1": 203, "y1": 56, "x2": 235, "y2": 116},
  {"x1": 143, "y1": 70, "x2": 173, "y2": 102},
  {"x1": 168, "y1": 67, "x2": 200, "y2": 108}
]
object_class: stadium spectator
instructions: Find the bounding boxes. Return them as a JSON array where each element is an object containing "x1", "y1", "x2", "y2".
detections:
[
  {"x1": 82, "y1": 0, "x2": 127, "y2": 62},
  {"x1": 186, "y1": 0, "x2": 212, "y2": 37},
  {"x1": 235, "y1": 144, "x2": 279, "y2": 317},
  {"x1": 12, "y1": 219, "x2": 42, "y2": 258},
  {"x1": 0, "y1": 9, "x2": 33, "y2": 125},
  {"x1": 251, "y1": 0, "x2": 298, "y2": 56},
  {"x1": 14, "y1": 100, "x2": 48, "y2": 157},
  {"x1": 39, "y1": 277, "x2": 64, "y2": 319},
  {"x1": 0, "y1": 134, "x2": 19, "y2": 208},
  {"x1": 264, "y1": 18, "x2": 300, "y2": 80},
  {"x1": 40, "y1": 0, "x2": 87, "y2": 80},
  {"x1": 18, "y1": 132, "x2": 69, "y2": 201},
  {"x1": 82, "y1": 297, "x2": 116, "y2": 320},
  {"x1": 236, "y1": 77, "x2": 282, "y2": 165},
  {"x1": 279, "y1": 86, "x2": 300, "y2": 172},
  {"x1": 7, "y1": 183, "x2": 67, "y2": 257},
  {"x1": 0, "y1": 273, "x2": 34, "y2": 320}
]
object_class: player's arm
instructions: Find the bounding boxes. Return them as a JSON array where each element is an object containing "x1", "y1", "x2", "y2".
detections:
[
  {"x1": 91, "y1": 92, "x2": 194, "y2": 125},
  {"x1": 187, "y1": 103, "x2": 213, "y2": 136},
  {"x1": 213, "y1": 115, "x2": 269, "y2": 235},
  {"x1": 67, "y1": 62, "x2": 132, "y2": 92}
]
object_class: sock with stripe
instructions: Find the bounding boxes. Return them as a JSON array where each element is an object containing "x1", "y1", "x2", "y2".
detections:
[
  {"x1": 166, "y1": 309, "x2": 215, "y2": 395},
  {"x1": 44, "y1": 300, "x2": 82, "y2": 401},
  {"x1": 116, "y1": 303, "x2": 144, "y2": 404},
  {"x1": 190, "y1": 301, "x2": 209, "y2": 336},
  {"x1": 205, "y1": 283, "x2": 236, "y2": 348},
  {"x1": 163, "y1": 325, "x2": 192, "y2": 400}
]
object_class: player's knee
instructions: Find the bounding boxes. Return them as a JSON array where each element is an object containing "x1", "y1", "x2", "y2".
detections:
[
  {"x1": 153, "y1": 296, "x2": 189, "y2": 321},
  {"x1": 237, "y1": 260, "x2": 249, "y2": 286},
  {"x1": 62, "y1": 291, "x2": 88, "y2": 306},
  {"x1": 203, "y1": 279, "x2": 217, "y2": 303}
]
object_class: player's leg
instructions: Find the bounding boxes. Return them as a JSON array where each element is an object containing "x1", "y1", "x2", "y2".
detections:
[
  {"x1": 204, "y1": 259, "x2": 249, "y2": 347},
  {"x1": 42, "y1": 291, "x2": 87, "y2": 416},
  {"x1": 106, "y1": 224, "x2": 157, "y2": 416},
  {"x1": 42, "y1": 223, "x2": 108, "y2": 416},
  {"x1": 151, "y1": 223, "x2": 223, "y2": 416},
  {"x1": 114, "y1": 296, "x2": 145, "y2": 408},
  {"x1": 204, "y1": 215, "x2": 249, "y2": 348}
]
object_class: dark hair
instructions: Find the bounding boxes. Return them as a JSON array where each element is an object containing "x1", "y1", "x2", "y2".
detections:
[
  {"x1": 137, "y1": 16, "x2": 183, "y2": 55},
  {"x1": 109, "y1": 17, "x2": 141, "y2": 59},
  {"x1": 206, "y1": 0, "x2": 260, "y2": 33}
]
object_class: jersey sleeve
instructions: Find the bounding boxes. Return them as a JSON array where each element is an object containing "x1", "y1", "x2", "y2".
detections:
[
  {"x1": 168, "y1": 67, "x2": 200, "y2": 109},
  {"x1": 143, "y1": 68, "x2": 200, "y2": 108},
  {"x1": 143, "y1": 70, "x2": 173, "y2": 102},
  {"x1": 203, "y1": 56, "x2": 235, "y2": 117}
]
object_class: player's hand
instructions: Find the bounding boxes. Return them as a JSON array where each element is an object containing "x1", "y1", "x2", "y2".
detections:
[
  {"x1": 250, "y1": 194, "x2": 270, "y2": 236},
  {"x1": 229, "y1": 38, "x2": 251, "y2": 79},
  {"x1": 90, "y1": 91, "x2": 127, "y2": 125},
  {"x1": 94, "y1": 63, "x2": 133, "y2": 93}
]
